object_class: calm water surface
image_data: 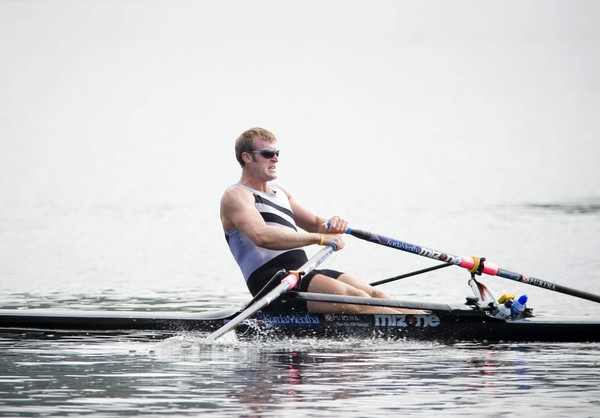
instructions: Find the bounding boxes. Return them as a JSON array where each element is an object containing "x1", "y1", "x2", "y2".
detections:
[
  {"x1": 1, "y1": 203, "x2": 599, "y2": 417},
  {"x1": 1, "y1": 333, "x2": 599, "y2": 417}
]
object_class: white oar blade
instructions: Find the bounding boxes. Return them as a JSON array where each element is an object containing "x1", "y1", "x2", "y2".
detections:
[{"x1": 205, "y1": 245, "x2": 335, "y2": 341}]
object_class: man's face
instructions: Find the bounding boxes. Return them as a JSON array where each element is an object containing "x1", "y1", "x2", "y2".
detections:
[{"x1": 248, "y1": 137, "x2": 279, "y2": 181}]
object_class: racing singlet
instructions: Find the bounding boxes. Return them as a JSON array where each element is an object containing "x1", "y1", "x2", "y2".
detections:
[{"x1": 225, "y1": 184, "x2": 307, "y2": 281}]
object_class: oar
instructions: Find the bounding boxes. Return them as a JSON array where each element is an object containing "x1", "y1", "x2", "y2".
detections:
[
  {"x1": 205, "y1": 245, "x2": 336, "y2": 341},
  {"x1": 369, "y1": 263, "x2": 452, "y2": 287},
  {"x1": 347, "y1": 227, "x2": 600, "y2": 304}
]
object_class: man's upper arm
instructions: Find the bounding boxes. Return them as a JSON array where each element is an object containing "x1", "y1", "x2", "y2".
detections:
[{"x1": 221, "y1": 187, "x2": 266, "y2": 238}]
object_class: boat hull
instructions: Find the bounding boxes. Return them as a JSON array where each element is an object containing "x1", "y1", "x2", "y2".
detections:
[
  {"x1": 1, "y1": 308, "x2": 599, "y2": 343},
  {"x1": 246, "y1": 311, "x2": 600, "y2": 343}
]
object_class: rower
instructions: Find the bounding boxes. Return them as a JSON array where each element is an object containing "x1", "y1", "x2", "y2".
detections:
[{"x1": 220, "y1": 127, "x2": 421, "y2": 315}]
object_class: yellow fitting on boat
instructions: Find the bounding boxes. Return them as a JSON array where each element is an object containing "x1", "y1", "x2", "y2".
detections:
[{"x1": 498, "y1": 293, "x2": 515, "y2": 304}]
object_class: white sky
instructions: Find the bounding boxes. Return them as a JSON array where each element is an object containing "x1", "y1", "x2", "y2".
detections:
[{"x1": 1, "y1": 0, "x2": 599, "y2": 207}]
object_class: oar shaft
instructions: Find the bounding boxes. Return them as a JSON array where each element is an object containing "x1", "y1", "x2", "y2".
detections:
[
  {"x1": 205, "y1": 245, "x2": 335, "y2": 341},
  {"x1": 347, "y1": 228, "x2": 600, "y2": 304},
  {"x1": 205, "y1": 277, "x2": 296, "y2": 341},
  {"x1": 495, "y1": 268, "x2": 600, "y2": 303},
  {"x1": 369, "y1": 263, "x2": 452, "y2": 287},
  {"x1": 347, "y1": 228, "x2": 464, "y2": 265}
]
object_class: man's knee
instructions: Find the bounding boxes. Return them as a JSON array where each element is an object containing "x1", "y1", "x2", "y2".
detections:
[
  {"x1": 345, "y1": 287, "x2": 370, "y2": 298},
  {"x1": 370, "y1": 289, "x2": 389, "y2": 299}
]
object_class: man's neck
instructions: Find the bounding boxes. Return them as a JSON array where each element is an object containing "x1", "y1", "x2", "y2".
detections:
[{"x1": 238, "y1": 175, "x2": 269, "y2": 193}]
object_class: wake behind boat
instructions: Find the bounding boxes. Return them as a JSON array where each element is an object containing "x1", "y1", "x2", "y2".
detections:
[{"x1": 1, "y1": 291, "x2": 599, "y2": 343}]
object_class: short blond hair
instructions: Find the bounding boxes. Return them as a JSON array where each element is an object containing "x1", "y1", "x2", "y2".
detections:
[{"x1": 235, "y1": 127, "x2": 277, "y2": 166}]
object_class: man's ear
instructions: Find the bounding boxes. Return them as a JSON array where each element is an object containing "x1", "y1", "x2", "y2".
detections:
[{"x1": 241, "y1": 152, "x2": 253, "y2": 165}]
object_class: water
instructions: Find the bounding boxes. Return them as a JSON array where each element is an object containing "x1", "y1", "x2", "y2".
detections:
[
  {"x1": 1, "y1": 1, "x2": 600, "y2": 416},
  {"x1": 1, "y1": 335, "x2": 599, "y2": 417}
]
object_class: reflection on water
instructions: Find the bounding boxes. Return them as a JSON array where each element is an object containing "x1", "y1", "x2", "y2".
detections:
[{"x1": 1, "y1": 333, "x2": 599, "y2": 417}]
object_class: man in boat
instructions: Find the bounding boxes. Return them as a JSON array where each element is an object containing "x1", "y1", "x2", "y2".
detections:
[{"x1": 220, "y1": 127, "x2": 408, "y2": 314}]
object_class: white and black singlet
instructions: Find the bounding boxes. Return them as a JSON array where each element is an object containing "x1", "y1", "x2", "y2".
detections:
[{"x1": 225, "y1": 184, "x2": 342, "y2": 312}]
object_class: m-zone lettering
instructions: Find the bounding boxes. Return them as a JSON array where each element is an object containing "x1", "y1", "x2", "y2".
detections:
[
  {"x1": 374, "y1": 314, "x2": 441, "y2": 328},
  {"x1": 419, "y1": 248, "x2": 461, "y2": 264}
]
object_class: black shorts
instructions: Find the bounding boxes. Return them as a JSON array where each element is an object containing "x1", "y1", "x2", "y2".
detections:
[{"x1": 247, "y1": 249, "x2": 343, "y2": 312}]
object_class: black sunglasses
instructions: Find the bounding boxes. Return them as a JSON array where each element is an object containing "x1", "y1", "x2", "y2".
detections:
[{"x1": 252, "y1": 149, "x2": 280, "y2": 159}]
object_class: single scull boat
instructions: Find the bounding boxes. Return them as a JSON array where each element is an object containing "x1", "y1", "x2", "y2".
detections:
[
  {"x1": 1, "y1": 292, "x2": 599, "y2": 343},
  {"x1": 2, "y1": 228, "x2": 599, "y2": 343}
]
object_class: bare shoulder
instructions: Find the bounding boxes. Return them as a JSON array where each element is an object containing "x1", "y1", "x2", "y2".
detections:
[
  {"x1": 220, "y1": 185, "x2": 254, "y2": 231},
  {"x1": 220, "y1": 184, "x2": 267, "y2": 233},
  {"x1": 220, "y1": 184, "x2": 253, "y2": 208}
]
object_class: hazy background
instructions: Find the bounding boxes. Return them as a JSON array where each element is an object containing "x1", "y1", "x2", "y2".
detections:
[{"x1": 0, "y1": 0, "x2": 599, "y2": 305}]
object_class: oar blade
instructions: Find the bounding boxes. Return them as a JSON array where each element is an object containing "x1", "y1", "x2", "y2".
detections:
[
  {"x1": 205, "y1": 276, "x2": 297, "y2": 341},
  {"x1": 205, "y1": 245, "x2": 335, "y2": 341}
]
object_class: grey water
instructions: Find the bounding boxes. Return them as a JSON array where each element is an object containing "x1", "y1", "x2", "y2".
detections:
[{"x1": 1, "y1": 1, "x2": 599, "y2": 416}]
